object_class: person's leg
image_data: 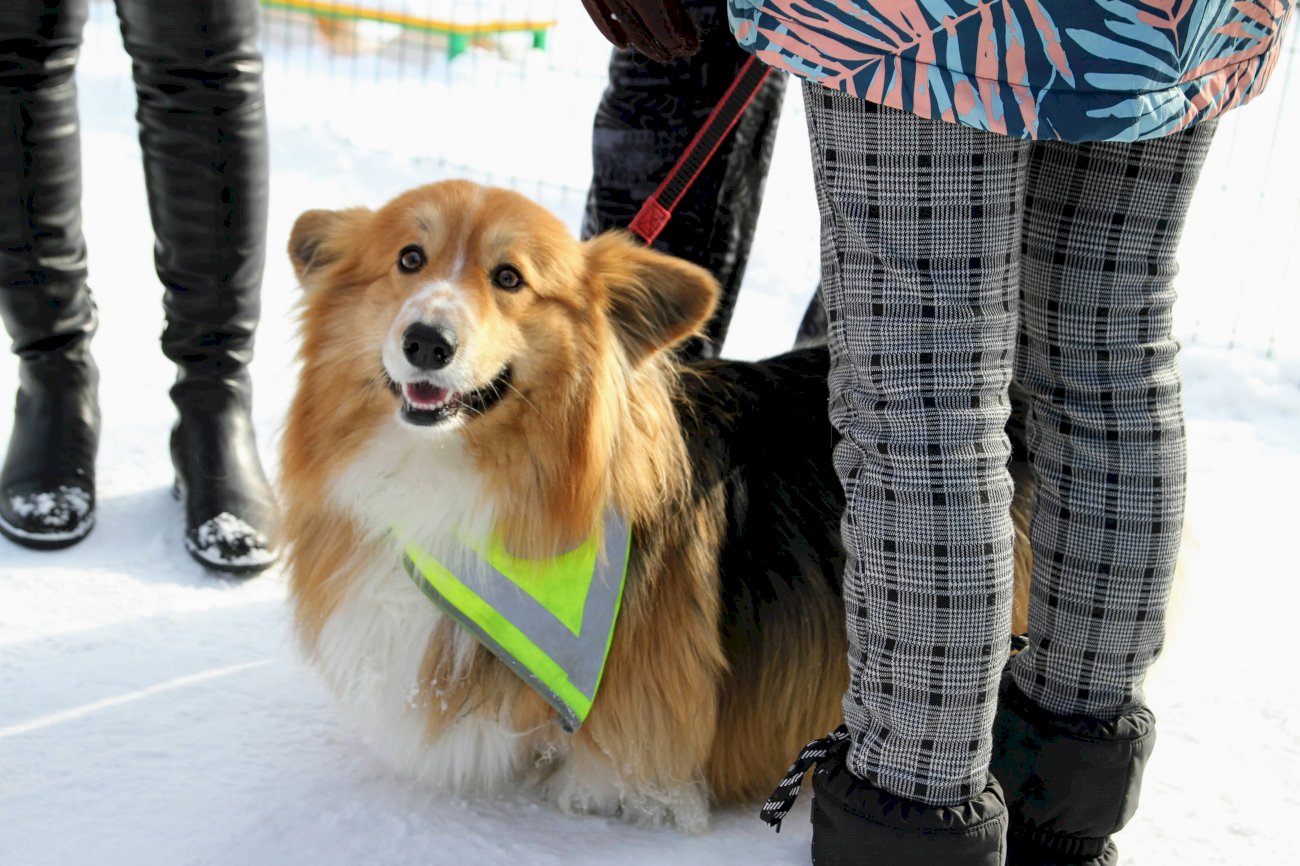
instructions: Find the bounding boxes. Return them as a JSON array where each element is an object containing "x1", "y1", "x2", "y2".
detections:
[
  {"x1": 115, "y1": 0, "x2": 275, "y2": 574},
  {"x1": 793, "y1": 287, "x2": 827, "y2": 348},
  {"x1": 800, "y1": 81, "x2": 1030, "y2": 862},
  {"x1": 582, "y1": 0, "x2": 785, "y2": 359},
  {"x1": 0, "y1": 0, "x2": 99, "y2": 548},
  {"x1": 993, "y1": 120, "x2": 1220, "y2": 865}
]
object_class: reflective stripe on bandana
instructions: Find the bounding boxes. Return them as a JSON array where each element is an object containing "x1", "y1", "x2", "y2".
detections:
[{"x1": 401, "y1": 510, "x2": 631, "y2": 733}]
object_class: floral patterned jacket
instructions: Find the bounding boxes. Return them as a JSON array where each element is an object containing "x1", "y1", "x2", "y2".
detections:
[{"x1": 726, "y1": 0, "x2": 1293, "y2": 140}]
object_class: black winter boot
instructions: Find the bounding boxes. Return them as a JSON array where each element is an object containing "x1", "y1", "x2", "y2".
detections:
[
  {"x1": 991, "y1": 674, "x2": 1156, "y2": 866},
  {"x1": 119, "y1": 0, "x2": 276, "y2": 575},
  {"x1": 761, "y1": 728, "x2": 1009, "y2": 866},
  {"x1": 582, "y1": 0, "x2": 786, "y2": 360},
  {"x1": 0, "y1": 3, "x2": 100, "y2": 549}
]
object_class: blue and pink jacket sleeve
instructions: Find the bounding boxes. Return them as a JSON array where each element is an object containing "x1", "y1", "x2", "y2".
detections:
[{"x1": 727, "y1": 0, "x2": 1293, "y2": 141}]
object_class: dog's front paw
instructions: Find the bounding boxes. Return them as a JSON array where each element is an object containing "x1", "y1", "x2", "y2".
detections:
[
  {"x1": 542, "y1": 751, "x2": 624, "y2": 819},
  {"x1": 544, "y1": 755, "x2": 710, "y2": 833},
  {"x1": 620, "y1": 781, "x2": 710, "y2": 834}
]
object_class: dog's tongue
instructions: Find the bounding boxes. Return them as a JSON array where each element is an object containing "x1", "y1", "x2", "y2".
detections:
[{"x1": 405, "y1": 381, "x2": 449, "y2": 407}]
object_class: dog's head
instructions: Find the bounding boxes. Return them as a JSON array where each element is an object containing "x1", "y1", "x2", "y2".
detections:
[{"x1": 286, "y1": 179, "x2": 718, "y2": 473}]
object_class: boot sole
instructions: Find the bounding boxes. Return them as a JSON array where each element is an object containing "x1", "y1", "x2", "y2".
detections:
[{"x1": 183, "y1": 537, "x2": 278, "y2": 577}]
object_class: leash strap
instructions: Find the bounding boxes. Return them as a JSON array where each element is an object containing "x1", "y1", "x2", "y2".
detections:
[{"x1": 628, "y1": 55, "x2": 773, "y2": 246}]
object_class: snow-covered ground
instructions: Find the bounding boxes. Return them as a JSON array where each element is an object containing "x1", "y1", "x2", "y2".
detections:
[{"x1": 2, "y1": 4, "x2": 1298, "y2": 865}]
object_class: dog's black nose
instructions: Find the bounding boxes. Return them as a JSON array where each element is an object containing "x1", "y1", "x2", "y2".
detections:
[{"x1": 402, "y1": 323, "x2": 457, "y2": 370}]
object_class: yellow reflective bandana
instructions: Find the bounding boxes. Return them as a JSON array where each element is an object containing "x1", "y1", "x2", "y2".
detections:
[{"x1": 401, "y1": 510, "x2": 631, "y2": 733}]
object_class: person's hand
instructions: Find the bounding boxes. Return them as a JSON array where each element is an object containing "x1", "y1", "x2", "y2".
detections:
[{"x1": 580, "y1": 0, "x2": 700, "y2": 63}]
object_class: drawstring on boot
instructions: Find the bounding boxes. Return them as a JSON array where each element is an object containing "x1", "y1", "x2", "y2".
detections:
[{"x1": 759, "y1": 725, "x2": 850, "y2": 831}]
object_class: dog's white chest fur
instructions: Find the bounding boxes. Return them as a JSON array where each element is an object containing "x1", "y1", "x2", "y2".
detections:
[
  {"x1": 314, "y1": 420, "x2": 525, "y2": 790},
  {"x1": 313, "y1": 547, "x2": 528, "y2": 790},
  {"x1": 308, "y1": 418, "x2": 707, "y2": 829}
]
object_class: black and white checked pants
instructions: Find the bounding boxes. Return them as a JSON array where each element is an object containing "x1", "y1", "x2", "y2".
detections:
[{"x1": 804, "y1": 81, "x2": 1217, "y2": 807}]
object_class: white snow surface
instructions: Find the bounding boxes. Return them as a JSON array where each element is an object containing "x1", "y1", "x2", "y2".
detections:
[{"x1": 1, "y1": 4, "x2": 1298, "y2": 865}]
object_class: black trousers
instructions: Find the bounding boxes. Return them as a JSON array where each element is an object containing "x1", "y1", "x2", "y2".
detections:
[
  {"x1": 0, "y1": 0, "x2": 268, "y2": 389},
  {"x1": 581, "y1": 0, "x2": 787, "y2": 359}
]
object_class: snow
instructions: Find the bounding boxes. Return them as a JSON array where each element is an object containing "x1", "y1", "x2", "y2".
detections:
[
  {"x1": 8, "y1": 488, "x2": 90, "y2": 522},
  {"x1": 1, "y1": 3, "x2": 1298, "y2": 865}
]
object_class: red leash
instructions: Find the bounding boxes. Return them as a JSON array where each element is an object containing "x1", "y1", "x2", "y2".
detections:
[{"x1": 627, "y1": 55, "x2": 773, "y2": 246}]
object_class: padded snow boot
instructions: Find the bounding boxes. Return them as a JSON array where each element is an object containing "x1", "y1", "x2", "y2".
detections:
[
  {"x1": 118, "y1": 0, "x2": 276, "y2": 574},
  {"x1": 761, "y1": 727, "x2": 1009, "y2": 866},
  {"x1": 0, "y1": 3, "x2": 101, "y2": 549},
  {"x1": 991, "y1": 673, "x2": 1156, "y2": 866},
  {"x1": 582, "y1": 0, "x2": 786, "y2": 359}
]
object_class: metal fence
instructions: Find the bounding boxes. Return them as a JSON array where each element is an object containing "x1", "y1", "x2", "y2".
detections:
[{"x1": 257, "y1": 0, "x2": 610, "y2": 207}]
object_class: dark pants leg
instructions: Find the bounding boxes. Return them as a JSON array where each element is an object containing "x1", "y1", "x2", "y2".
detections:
[
  {"x1": 582, "y1": 0, "x2": 786, "y2": 359},
  {"x1": 1013, "y1": 122, "x2": 1219, "y2": 719},
  {"x1": 0, "y1": 0, "x2": 100, "y2": 547},
  {"x1": 808, "y1": 83, "x2": 1028, "y2": 808},
  {"x1": 116, "y1": 0, "x2": 276, "y2": 573},
  {"x1": 788, "y1": 78, "x2": 1026, "y2": 866},
  {"x1": 991, "y1": 121, "x2": 1220, "y2": 866}
]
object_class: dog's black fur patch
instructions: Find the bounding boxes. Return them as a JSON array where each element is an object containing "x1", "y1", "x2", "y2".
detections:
[{"x1": 678, "y1": 346, "x2": 845, "y2": 663}]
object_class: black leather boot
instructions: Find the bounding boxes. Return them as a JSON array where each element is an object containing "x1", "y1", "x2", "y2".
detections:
[
  {"x1": 991, "y1": 673, "x2": 1156, "y2": 866},
  {"x1": 169, "y1": 373, "x2": 276, "y2": 575},
  {"x1": 582, "y1": 0, "x2": 786, "y2": 360},
  {"x1": 0, "y1": 3, "x2": 100, "y2": 549},
  {"x1": 762, "y1": 728, "x2": 1009, "y2": 866},
  {"x1": 119, "y1": 0, "x2": 275, "y2": 575}
]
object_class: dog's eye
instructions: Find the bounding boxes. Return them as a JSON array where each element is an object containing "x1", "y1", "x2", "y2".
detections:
[
  {"x1": 493, "y1": 266, "x2": 524, "y2": 292},
  {"x1": 398, "y1": 245, "x2": 426, "y2": 273}
]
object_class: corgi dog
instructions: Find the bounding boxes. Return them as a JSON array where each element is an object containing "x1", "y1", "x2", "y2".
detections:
[{"x1": 280, "y1": 180, "x2": 1031, "y2": 831}]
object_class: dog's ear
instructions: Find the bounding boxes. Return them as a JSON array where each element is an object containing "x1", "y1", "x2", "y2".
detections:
[
  {"x1": 288, "y1": 207, "x2": 372, "y2": 285},
  {"x1": 586, "y1": 232, "x2": 720, "y2": 365}
]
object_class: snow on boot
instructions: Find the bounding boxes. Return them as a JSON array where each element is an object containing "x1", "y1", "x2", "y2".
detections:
[
  {"x1": 991, "y1": 673, "x2": 1155, "y2": 866},
  {"x1": 1, "y1": 5, "x2": 101, "y2": 550}
]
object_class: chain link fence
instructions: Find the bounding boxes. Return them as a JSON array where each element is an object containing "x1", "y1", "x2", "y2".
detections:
[{"x1": 186, "y1": 2, "x2": 1300, "y2": 360}]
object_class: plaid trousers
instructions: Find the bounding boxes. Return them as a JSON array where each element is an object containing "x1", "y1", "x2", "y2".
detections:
[{"x1": 804, "y1": 82, "x2": 1218, "y2": 806}]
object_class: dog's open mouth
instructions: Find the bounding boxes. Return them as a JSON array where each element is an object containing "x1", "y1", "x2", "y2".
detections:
[{"x1": 395, "y1": 366, "x2": 513, "y2": 427}]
